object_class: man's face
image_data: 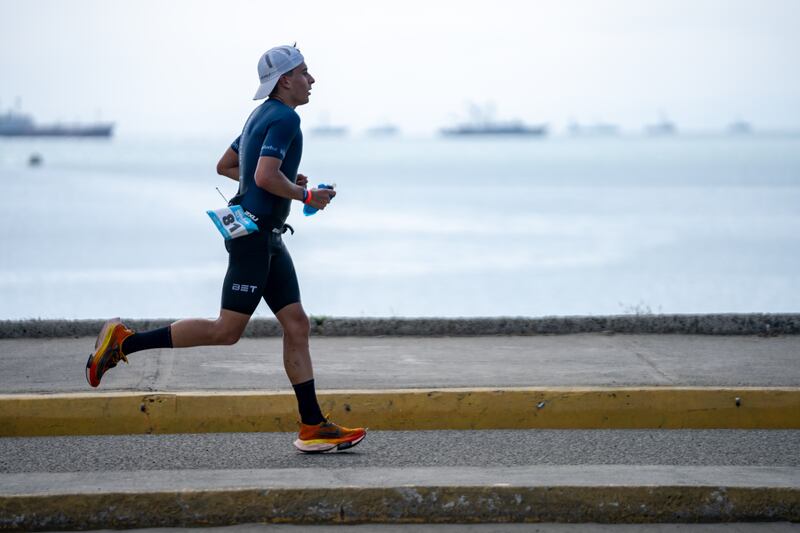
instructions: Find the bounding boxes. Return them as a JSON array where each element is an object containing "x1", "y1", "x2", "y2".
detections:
[{"x1": 285, "y1": 62, "x2": 315, "y2": 106}]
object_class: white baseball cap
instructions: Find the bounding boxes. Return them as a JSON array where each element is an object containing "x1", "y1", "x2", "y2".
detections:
[{"x1": 253, "y1": 45, "x2": 305, "y2": 100}]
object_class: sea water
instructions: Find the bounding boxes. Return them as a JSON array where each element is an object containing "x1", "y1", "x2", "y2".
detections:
[{"x1": 0, "y1": 134, "x2": 798, "y2": 319}]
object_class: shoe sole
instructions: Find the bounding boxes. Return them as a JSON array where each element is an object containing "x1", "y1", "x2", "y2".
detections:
[
  {"x1": 85, "y1": 318, "x2": 120, "y2": 387},
  {"x1": 293, "y1": 431, "x2": 366, "y2": 454}
]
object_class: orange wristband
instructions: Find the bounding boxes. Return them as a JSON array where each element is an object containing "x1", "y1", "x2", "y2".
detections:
[{"x1": 303, "y1": 188, "x2": 313, "y2": 205}]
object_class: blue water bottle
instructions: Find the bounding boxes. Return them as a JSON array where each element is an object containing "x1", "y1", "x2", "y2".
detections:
[{"x1": 303, "y1": 183, "x2": 335, "y2": 216}]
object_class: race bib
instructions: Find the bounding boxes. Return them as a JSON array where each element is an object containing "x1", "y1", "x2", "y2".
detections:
[{"x1": 206, "y1": 205, "x2": 259, "y2": 240}]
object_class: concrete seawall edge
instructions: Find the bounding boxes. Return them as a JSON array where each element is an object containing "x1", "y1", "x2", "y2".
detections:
[{"x1": 1, "y1": 313, "x2": 799, "y2": 338}]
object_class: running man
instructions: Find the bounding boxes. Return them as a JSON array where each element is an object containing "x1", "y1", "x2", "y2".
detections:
[{"x1": 86, "y1": 45, "x2": 366, "y2": 453}]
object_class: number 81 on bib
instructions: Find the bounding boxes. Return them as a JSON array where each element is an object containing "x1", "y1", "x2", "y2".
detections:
[{"x1": 207, "y1": 205, "x2": 259, "y2": 240}]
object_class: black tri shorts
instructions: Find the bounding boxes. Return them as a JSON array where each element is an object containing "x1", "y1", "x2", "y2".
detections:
[{"x1": 220, "y1": 228, "x2": 300, "y2": 316}]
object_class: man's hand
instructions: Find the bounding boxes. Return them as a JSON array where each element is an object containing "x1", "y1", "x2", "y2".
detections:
[
  {"x1": 296, "y1": 173, "x2": 309, "y2": 188},
  {"x1": 308, "y1": 187, "x2": 336, "y2": 210}
]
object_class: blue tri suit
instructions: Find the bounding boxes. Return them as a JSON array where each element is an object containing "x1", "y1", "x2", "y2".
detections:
[
  {"x1": 221, "y1": 98, "x2": 303, "y2": 316},
  {"x1": 230, "y1": 99, "x2": 303, "y2": 228}
]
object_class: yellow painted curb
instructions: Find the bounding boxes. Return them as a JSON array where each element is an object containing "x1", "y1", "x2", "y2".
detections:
[{"x1": 1, "y1": 387, "x2": 799, "y2": 437}]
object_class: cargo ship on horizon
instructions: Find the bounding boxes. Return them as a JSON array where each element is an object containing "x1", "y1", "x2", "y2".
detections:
[
  {"x1": 440, "y1": 120, "x2": 547, "y2": 136},
  {"x1": 440, "y1": 103, "x2": 547, "y2": 137},
  {"x1": 0, "y1": 108, "x2": 113, "y2": 138}
]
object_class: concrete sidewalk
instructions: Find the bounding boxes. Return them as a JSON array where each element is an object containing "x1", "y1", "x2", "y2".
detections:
[
  {"x1": 2, "y1": 333, "x2": 799, "y2": 393},
  {"x1": 1, "y1": 333, "x2": 799, "y2": 437},
  {"x1": 2, "y1": 333, "x2": 799, "y2": 436},
  {"x1": 3, "y1": 465, "x2": 799, "y2": 528}
]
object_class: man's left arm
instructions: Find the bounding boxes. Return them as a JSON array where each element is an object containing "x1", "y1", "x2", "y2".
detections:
[
  {"x1": 216, "y1": 147, "x2": 239, "y2": 181},
  {"x1": 216, "y1": 136, "x2": 241, "y2": 181}
]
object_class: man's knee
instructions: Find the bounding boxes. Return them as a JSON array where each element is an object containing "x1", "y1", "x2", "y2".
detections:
[
  {"x1": 281, "y1": 309, "x2": 310, "y2": 341},
  {"x1": 213, "y1": 314, "x2": 248, "y2": 345},
  {"x1": 215, "y1": 328, "x2": 242, "y2": 346}
]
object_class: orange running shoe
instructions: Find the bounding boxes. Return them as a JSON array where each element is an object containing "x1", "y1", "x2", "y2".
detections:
[
  {"x1": 293, "y1": 417, "x2": 367, "y2": 453},
  {"x1": 85, "y1": 318, "x2": 133, "y2": 388}
]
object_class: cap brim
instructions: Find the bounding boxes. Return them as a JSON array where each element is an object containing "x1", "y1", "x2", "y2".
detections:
[{"x1": 253, "y1": 78, "x2": 279, "y2": 100}]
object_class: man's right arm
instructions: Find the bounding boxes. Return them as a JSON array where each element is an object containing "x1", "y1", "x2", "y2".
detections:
[{"x1": 254, "y1": 156, "x2": 334, "y2": 209}]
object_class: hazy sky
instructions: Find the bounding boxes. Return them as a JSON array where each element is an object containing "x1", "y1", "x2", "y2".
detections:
[{"x1": 2, "y1": 0, "x2": 799, "y2": 137}]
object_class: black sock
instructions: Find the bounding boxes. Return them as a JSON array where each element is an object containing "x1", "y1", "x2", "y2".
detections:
[
  {"x1": 120, "y1": 326, "x2": 173, "y2": 356},
  {"x1": 292, "y1": 379, "x2": 325, "y2": 425}
]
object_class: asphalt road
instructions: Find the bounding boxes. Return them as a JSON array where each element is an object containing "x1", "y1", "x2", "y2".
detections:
[{"x1": 3, "y1": 429, "x2": 798, "y2": 474}]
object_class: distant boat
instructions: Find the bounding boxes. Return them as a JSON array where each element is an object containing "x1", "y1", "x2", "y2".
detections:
[
  {"x1": 727, "y1": 120, "x2": 753, "y2": 135},
  {"x1": 309, "y1": 125, "x2": 348, "y2": 137},
  {"x1": 568, "y1": 121, "x2": 619, "y2": 137},
  {"x1": 644, "y1": 117, "x2": 676, "y2": 136},
  {"x1": 441, "y1": 120, "x2": 547, "y2": 136},
  {"x1": 0, "y1": 108, "x2": 113, "y2": 138},
  {"x1": 365, "y1": 124, "x2": 399, "y2": 137}
]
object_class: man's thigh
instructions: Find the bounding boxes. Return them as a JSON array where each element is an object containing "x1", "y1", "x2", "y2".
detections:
[
  {"x1": 263, "y1": 240, "x2": 301, "y2": 315},
  {"x1": 221, "y1": 233, "x2": 270, "y2": 315}
]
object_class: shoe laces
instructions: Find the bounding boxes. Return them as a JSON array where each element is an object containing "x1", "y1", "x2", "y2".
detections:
[
  {"x1": 114, "y1": 348, "x2": 129, "y2": 365},
  {"x1": 297, "y1": 414, "x2": 334, "y2": 429},
  {"x1": 107, "y1": 347, "x2": 129, "y2": 368}
]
